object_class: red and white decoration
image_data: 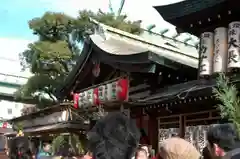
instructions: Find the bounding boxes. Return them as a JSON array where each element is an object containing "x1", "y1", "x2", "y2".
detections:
[{"x1": 73, "y1": 78, "x2": 129, "y2": 108}]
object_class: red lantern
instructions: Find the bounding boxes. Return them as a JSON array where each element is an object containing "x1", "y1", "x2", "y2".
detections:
[
  {"x1": 93, "y1": 88, "x2": 100, "y2": 106},
  {"x1": 116, "y1": 78, "x2": 129, "y2": 101},
  {"x1": 73, "y1": 93, "x2": 80, "y2": 109},
  {"x1": 92, "y1": 63, "x2": 100, "y2": 77}
]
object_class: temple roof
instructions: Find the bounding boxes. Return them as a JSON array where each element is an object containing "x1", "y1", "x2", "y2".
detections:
[
  {"x1": 55, "y1": 22, "x2": 198, "y2": 99},
  {"x1": 154, "y1": 0, "x2": 224, "y2": 21},
  {"x1": 154, "y1": 0, "x2": 239, "y2": 36},
  {"x1": 90, "y1": 35, "x2": 148, "y2": 55}
]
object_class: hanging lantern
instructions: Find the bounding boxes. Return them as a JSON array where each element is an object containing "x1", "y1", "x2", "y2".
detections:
[
  {"x1": 213, "y1": 27, "x2": 228, "y2": 73},
  {"x1": 199, "y1": 32, "x2": 214, "y2": 77},
  {"x1": 93, "y1": 88, "x2": 100, "y2": 106},
  {"x1": 116, "y1": 78, "x2": 129, "y2": 101},
  {"x1": 73, "y1": 93, "x2": 80, "y2": 109},
  {"x1": 228, "y1": 21, "x2": 240, "y2": 70},
  {"x1": 92, "y1": 62, "x2": 100, "y2": 77}
]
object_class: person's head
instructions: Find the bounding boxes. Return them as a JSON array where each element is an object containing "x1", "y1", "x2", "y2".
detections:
[
  {"x1": 159, "y1": 137, "x2": 200, "y2": 159},
  {"x1": 87, "y1": 112, "x2": 140, "y2": 159},
  {"x1": 135, "y1": 148, "x2": 148, "y2": 159},
  {"x1": 42, "y1": 142, "x2": 51, "y2": 153},
  {"x1": 140, "y1": 145, "x2": 150, "y2": 157},
  {"x1": 9, "y1": 136, "x2": 33, "y2": 159},
  {"x1": 207, "y1": 123, "x2": 238, "y2": 158},
  {"x1": 83, "y1": 151, "x2": 92, "y2": 159}
]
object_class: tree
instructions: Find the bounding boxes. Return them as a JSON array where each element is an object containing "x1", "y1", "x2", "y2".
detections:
[
  {"x1": 77, "y1": 10, "x2": 142, "y2": 35},
  {"x1": 17, "y1": 10, "x2": 142, "y2": 108},
  {"x1": 17, "y1": 12, "x2": 80, "y2": 108},
  {"x1": 213, "y1": 74, "x2": 240, "y2": 136}
]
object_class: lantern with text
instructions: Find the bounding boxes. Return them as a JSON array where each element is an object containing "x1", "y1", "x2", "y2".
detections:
[
  {"x1": 78, "y1": 92, "x2": 88, "y2": 109},
  {"x1": 98, "y1": 85, "x2": 107, "y2": 104},
  {"x1": 73, "y1": 93, "x2": 80, "y2": 109},
  {"x1": 102, "y1": 78, "x2": 129, "y2": 103},
  {"x1": 86, "y1": 89, "x2": 95, "y2": 107}
]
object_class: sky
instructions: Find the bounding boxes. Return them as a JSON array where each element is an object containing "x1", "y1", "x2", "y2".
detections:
[{"x1": 0, "y1": 0, "x2": 186, "y2": 76}]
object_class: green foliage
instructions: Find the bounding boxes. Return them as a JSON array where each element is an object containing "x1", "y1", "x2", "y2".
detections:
[
  {"x1": 89, "y1": 11, "x2": 142, "y2": 35},
  {"x1": 213, "y1": 74, "x2": 240, "y2": 136},
  {"x1": 52, "y1": 133, "x2": 86, "y2": 155},
  {"x1": 17, "y1": 12, "x2": 79, "y2": 107},
  {"x1": 52, "y1": 135, "x2": 66, "y2": 154}
]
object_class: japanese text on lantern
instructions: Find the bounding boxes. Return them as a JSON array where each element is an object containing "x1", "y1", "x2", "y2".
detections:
[
  {"x1": 199, "y1": 32, "x2": 213, "y2": 76},
  {"x1": 214, "y1": 39, "x2": 220, "y2": 63},
  {"x1": 228, "y1": 21, "x2": 240, "y2": 69}
]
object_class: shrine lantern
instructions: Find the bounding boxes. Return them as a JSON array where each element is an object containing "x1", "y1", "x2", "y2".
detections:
[
  {"x1": 73, "y1": 93, "x2": 80, "y2": 109},
  {"x1": 98, "y1": 85, "x2": 107, "y2": 104},
  {"x1": 92, "y1": 62, "x2": 100, "y2": 77},
  {"x1": 86, "y1": 88, "x2": 99, "y2": 107},
  {"x1": 199, "y1": 32, "x2": 214, "y2": 77},
  {"x1": 116, "y1": 78, "x2": 129, "y2": 101},
  {"x1": 93, "y1": 88, "x2": 100, "y2": 106},
  {"x1": 213, "y1": 27, "x2": 228, "y2": 73},
  {"x1": 228, "y1": 21, "x2": 240, "y2": 70},
  {"x1": 78, "y1": 92, "x2": 88, "y2": 109},
  {"x1": 100, "y1": 78, "x2": 129, "y2": 103}
]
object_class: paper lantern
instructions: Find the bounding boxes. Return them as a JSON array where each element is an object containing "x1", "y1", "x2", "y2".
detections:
[
  {"x1": 73, "y1": 93, "x2": 80, "y2": 109},
  {"x1": 228, "y1": 21, "x2": 240, "y2": 70},
  {"x1": 213, "y1": 27, "x2": 228, "y2": 73},
  {"x1": 199, "y1": 32, "x2": 214, "y2": 76},
  {"x1": 116, "y1": 78, "x2": 129, "y2": 101},
  {"x1": 98, "y1": 85, "x2": 107, "y2": 104},
  {"x1": 93, "y1": 88, "x2": 100, "y2": 106}
]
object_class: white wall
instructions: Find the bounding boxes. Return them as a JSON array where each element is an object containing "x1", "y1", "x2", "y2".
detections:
[{"x1": 0, "y1": 101, "x2": 24, "y2": 120}]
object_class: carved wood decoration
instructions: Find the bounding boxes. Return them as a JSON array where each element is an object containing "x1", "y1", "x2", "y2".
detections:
[{"x1": 184, "y1": 125, "x2": 209, "y2": 153}]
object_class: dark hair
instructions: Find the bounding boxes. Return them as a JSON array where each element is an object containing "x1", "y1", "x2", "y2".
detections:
[
  {"x1": 207, "y1": 123, "x2": 238, "y2": 151},
  {"x1": 9, "y1": 137, "x2": 33, "y2": 159},
  {"x1": 88, "y1": 112, "x2": 140, "y2": 159},
  {"x1": 135, "y1": 148, "x2": 147, "y2": 158},
  {"x1": 202, "y1": 146, "x2": 211, "y2": 159}
]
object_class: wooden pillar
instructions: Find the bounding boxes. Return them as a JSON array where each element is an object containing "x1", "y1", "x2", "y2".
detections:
[
  {"x1": 179, "y1": 115, "x2": 185, "y2": 138},
  {"x1": 148, "y1": 115, "x2": 158, "y2": 152}
]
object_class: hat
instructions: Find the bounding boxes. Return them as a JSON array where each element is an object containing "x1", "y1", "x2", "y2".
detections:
[{"x1": 159, "y1": 137, "x2": 200, "y2": 159}]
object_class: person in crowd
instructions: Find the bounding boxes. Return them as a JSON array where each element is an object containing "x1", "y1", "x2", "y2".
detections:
[
  {"x1": 37, "y1": 142, "x2": 52, "y2": 159},
  {"x1": 135, "y1": 148, "x2": 148, "y2": 159},
  {"x1": 83, "y1": 151, "x2": 92, "y2": 159},
  {"x1": 140, "y1": 145, "x2": 151, "y2": 158},
  {"x1": 158, "y1": 137, "x2": 200, "y2": 159},
  {"x1": 87, "y1": 112, "x2": 140, "y2": 159},
  {"x1": 207, "y1": 123, "x2": 240, "y2": 159},
  {"x1": 8, "y1": 136, "x2": 33, "y2": 159}
]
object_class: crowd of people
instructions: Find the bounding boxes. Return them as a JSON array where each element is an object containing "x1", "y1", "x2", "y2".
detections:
[{"x1": 5, "y1": 112, "x2": 240, "y2": 159}]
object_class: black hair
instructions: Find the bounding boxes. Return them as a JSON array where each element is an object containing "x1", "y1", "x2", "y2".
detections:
[
  {"x1": 88, "y1": 112, "x2": 140, "y2": 159},
  {"x1": 9, "y1": 136, "x2": 33, "y2": 159},
  {"x1": 207, "y1": 123, "x2": 238, "y2": 151},
  {"x1": 202, "y1": 146, "x2": 211, "y2": 159}
]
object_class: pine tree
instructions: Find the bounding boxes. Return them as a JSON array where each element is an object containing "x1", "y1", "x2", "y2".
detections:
[{"x1": 213, "y1": 73, "x2": 240, "y2": 136}]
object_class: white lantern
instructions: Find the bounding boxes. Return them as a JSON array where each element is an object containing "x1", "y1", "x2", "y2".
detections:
[
  {"x1": 213, "y1": 27, "x2": 228, "y2": 73},
  {"x1": 199, "y1": 32, "x2": 214, "y2": 76},
  {"x1": 228, "y1": 21, "x2": 240, "y2": 70}
]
